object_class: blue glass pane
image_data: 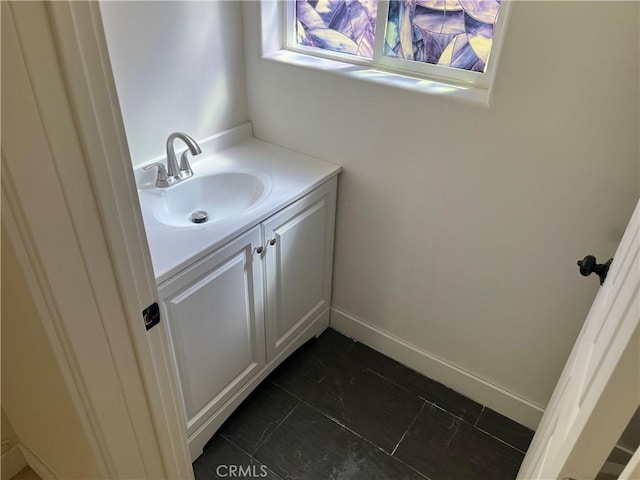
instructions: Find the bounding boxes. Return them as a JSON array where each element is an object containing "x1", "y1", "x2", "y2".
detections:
[
  {"x1": 384, "y1": 0, "x2": 502, "y2": 73},
  {"x1": 296, "y1": 0, "x2": 378, "y2": 59}
]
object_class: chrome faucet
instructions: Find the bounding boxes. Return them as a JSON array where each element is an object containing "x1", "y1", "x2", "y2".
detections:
[
  {"x1": 166, "y1": 132, "x2": 201, "y2": 179},
  {"x1": 145, "y1": 132, "x2": 202, "y2": 187}
]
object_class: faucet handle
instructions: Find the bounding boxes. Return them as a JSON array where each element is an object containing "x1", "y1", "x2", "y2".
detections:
[
  {"x1": 144, "y1": 162, "x2": 172, "y2": 188},
  {"x1": 179, "y1": 150, "x2": 194, "y2": 179}
]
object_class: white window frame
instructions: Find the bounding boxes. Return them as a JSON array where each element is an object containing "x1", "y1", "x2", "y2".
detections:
[{"x1": 259, "y1": 0, "x2": 512, "y2": 106}]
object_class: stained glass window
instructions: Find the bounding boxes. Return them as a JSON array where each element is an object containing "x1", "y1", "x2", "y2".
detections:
[
  {"x1": 294, "y1": 0, "x2": 504, "y2": 76},
  {"x1": 295, "y1": 0, "x2": 379, "y2": 59},
  {"x1": 384, "y1": 0, "x2": 500, "y2": 73}
]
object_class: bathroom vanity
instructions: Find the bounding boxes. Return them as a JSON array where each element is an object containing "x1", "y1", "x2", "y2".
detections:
[{"x1": 135, "y1": 124, "x2": 341, "y2": 460}]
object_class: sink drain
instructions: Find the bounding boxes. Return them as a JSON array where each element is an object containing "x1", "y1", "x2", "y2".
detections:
[{"x1": 190, "y1": 210, "x2": 209, "y2": 224}]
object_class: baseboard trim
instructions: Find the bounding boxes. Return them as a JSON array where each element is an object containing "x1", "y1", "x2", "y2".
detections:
[
  {"x1": 330, "y1": 306, "x2": 544, "y2": 430},
  {"x1": 20, "y1": 445, "x2": 57, "y2": 479},
  {"x1": 1, "y1": 445, "x2": 27, "y2": 480}
]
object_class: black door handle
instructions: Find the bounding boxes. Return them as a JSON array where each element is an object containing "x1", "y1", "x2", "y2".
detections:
[{"x1": 577, "y1": 255, "x2": 613, "y2": 285}]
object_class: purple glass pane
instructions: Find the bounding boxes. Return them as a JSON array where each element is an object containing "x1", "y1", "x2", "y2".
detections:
[
  {"x1": 296, "y1": 0, "x2": 378, "y2": 59},
  {"x1": 384, "y1": 0, "x2": 502, "y2": 73}
]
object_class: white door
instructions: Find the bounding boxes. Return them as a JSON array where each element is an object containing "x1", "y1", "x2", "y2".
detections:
[{"x1": 518, "y1": 201, "x2": 639, "y2": 479}]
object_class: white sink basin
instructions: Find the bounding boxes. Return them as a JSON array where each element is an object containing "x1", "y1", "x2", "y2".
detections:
[{"x1": 140, "y1": 172, "x2": 267, "y2": 228}]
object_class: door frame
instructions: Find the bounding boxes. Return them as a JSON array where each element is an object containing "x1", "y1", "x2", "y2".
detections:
[
  {"x1": 2, "y1": 1, "x2": 192, "y2": 478},
  {"x1": 517, "y1": 200, "x2": 639, "y2": 479}
]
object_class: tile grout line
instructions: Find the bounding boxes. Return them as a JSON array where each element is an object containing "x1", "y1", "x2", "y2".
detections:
[
  {"x1": 364, "y1": 367, "x2": 420, "y2": 396},
  {"x1": 391, "y1": 399, "x2": 427, "y2": 456},
  {"x1": 270, "y1": 379, "x2": 398, "y2": 454},
  {"x1": 426, "y1": 401, "x2": 529, "y2": 455},
  {"x1": 473, "y1": 426, "x2": 530, "y2": 455},
  {"x1": 217, "y1": 433, "x2": 256, "y2": 459},
  {"x1": 420, "y1": 397, "x2": 476, "y2": 426},
  {"x1": 271, "y1": 336, "x2": 529, "y2": 455},
  {"x1": 301, "y1": 400, "x2": 433, "y2": 480},
  {"x1": 363, "y1": 367, "x2": 484, "y2": 426},
  {"x1": 271, "y1": 356, "x2": 527, "y2": 455},
  {"x1": 267, "y1": 379, "x2": 307, "y2": 404},
  {"x1": 270, "y1": 380, "x2": 432, "y2": 480},
  {"x1": 216, "y1": 435, "x2": 285, "y2": 480},
  {"x1": 474, "y1": 405, "x2": 486, "y2": 426},
  {"x1": 251, "y1": 400, "x2": 302, "y2": 456},
  {"x1": 218, "y1": 400, "x2": 302, "y2": 480},
  {"x1": 402, "y1": 396, "x2": 530, "y2": 455}
]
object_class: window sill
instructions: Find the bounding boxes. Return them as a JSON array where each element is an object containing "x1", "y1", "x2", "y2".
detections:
[{"x1": 262, "y1": 49, "x2": 492, "y2": 107}]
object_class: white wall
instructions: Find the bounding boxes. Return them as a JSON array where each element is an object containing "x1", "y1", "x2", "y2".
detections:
[
  {"x1": 1, "y1": 228, "x2": 103, "y2": 479},
  {"x1": 100, "y1": 1, "x2": 249, "y2": 166},
  {"x1": 242, "y1": 1, "x2": 639, "y2": 413}
]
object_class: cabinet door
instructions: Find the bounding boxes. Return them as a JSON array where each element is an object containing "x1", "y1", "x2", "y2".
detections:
[
  {"x1": 158, "y1": 226, "x2": 265, "y2": 437},
  {"x1": 263, "y1": 178, "x2": 337, "y2": 361}
]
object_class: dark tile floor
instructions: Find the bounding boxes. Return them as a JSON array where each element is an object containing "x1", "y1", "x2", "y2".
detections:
[{"x1": 193, "y1": 329, "x2": 534, "y2": 480}]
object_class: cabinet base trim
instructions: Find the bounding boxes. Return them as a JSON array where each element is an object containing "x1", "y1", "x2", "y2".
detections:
[
  {"x1": 329, "y1": 306, "x2": 543, "y2": 430},
  {"x1": 187, "y1": 307, "x2": 330, "y2": 461}
]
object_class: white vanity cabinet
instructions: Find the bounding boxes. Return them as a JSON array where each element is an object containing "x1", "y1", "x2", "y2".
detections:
[
  {"x1": 156, "y1": 177, "x2": 338, "y2": 459},
  {"x1": 263, "y1": 178, "x2": 336, "y2": 361},
  {"x1": 157, "y1": 226, "x2": 266, "y2": 439}
]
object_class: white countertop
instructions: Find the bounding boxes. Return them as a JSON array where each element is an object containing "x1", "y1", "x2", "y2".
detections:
[{"x1": 136, "y1": 132, "x2": 341, "y2": 284}]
